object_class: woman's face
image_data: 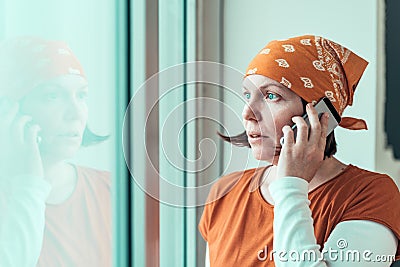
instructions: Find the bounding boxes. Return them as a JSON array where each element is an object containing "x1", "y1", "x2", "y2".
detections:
[
  {"x1": 20, "y1": 74, "x2": 89, "y2": 161},
  {"x1": 242, "y1": 75, "x2": 303, "y2": 163}
]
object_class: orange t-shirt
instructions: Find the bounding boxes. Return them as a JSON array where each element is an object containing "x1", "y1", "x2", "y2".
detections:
[
  {"x1": 37, "y1": 165, "x2": 112, "y2": 267},
  {"x1": 199, "y1": 164, "x2": 400, "y2": 266}
]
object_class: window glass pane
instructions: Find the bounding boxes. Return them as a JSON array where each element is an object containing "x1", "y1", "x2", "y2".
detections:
[
  {"x1": 0, "y1": 1, "x2": 119, "y2": 266},
  {"x1": 131, "y1": 0, "x2": 146, "y2": 264},
  {"x1": 159, "y1": 0, "x2": 185, "y2": 266}
]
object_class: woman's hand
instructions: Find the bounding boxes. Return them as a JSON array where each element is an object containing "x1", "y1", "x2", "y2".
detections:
[
  {"x1": 276, "y1": 103, "x2": 329, "y2": 182},
  {"x1": 0, "y1": 98, "x2": 43, "y2": 178}
]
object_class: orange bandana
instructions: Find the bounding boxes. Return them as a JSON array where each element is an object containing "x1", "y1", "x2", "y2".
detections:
[
  {"x1": 0, "y1": 36, "x2": 86, "y2": 100},
  {"x1": 245, "y1": 35, "x2": 369, "y2": 130}
]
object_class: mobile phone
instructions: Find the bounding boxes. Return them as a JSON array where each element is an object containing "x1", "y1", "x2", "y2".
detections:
[{"x1": 280, "y1": 97, "x2": 341, "y2": 146}]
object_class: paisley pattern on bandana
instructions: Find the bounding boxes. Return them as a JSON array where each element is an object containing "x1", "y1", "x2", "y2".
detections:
[
  {"x1": 300, "y1": 77, "x2": 314, "y2": 89},
  {"x1": 282, "y1": 44, "x2": 295, "y2": 52},
  {"x1": 280, "y1": 77, "x2": 292, "y2": 88},
  {"x1": 244, "y1": 35, "x2": 369, "y2": 130},
  {"x1": 260, "y1": 48, "x2": 270, "y2": 55},
  {"x1": 275, "y1": 59, "x2": 289, "y2": 68}
]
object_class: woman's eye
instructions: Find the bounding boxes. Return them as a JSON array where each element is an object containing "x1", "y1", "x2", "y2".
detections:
[
  {"x1": 244, "y1": 93, "x2": 251, "y2": 100},
  {"x1": 265, "y1": 93, "x2": 278, "y2": 101}
]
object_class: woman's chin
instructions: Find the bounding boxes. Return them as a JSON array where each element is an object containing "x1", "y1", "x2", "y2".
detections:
[
  {"x1": 251, "y1": 148, "x2": 276, "y2": 162},
  {"x1": 40, "y1": 144, "x2": 80, "y2": 163}
]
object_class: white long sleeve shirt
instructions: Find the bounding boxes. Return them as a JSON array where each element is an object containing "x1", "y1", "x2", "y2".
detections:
[
  {"x1": 0, "y1": 175, "x2": 51, "y2": 267},
  {"x1": 269, "y1": 177, "x2": 398, "y2": 266}
]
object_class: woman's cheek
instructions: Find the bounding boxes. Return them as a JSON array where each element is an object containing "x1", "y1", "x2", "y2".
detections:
[{"x1": 272, "y1": 114, "x2": 293, "y2": 138}]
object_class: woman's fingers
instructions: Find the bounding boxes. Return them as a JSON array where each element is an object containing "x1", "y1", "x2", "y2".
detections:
[
  {"x1": 319, "y1": 112, "x2": 329, "y2": 147},
  {"x1": 25, "y1": 123, "x2": 41, "y2": 147},
  {"x1": 281, "y1": 125, "x2": 294, "y2": 147},
  {"x1": 278, "y1": 103, "x2": 329, "y2": 182},
  {"x1": 11, "y1": 115, "x2": 33, "y2": 144},
  {"x1": 291, "y1": 116, "x2": 308, "y2": 144},
  {"x1": 288, "y1": 103, "x2": 329, "y2": 148},
  {"x1": 306, "y1": 103, "x2": 322, "y2": 144},
  {"x1": 0, "y1": 99, "x2": 43, "y2": 177}
]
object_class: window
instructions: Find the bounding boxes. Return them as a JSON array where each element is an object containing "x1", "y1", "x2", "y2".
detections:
[{"x1": 385, "y1": 0, "x2": 400, "y2": 159}]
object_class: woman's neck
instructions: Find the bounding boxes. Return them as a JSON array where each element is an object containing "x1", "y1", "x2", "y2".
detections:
[
  {"x1": 259, "y1": 157, "x2": 348, "y2": 205},
  {"x1": 308, "y1": 157, "x2": 348, "y2": 190},
  {"x1": 264, "y1": 156, "x2": 347, "y2": 189},
  {"x1": 42, "y1": 160, "x2": 78, "y2": 205}
]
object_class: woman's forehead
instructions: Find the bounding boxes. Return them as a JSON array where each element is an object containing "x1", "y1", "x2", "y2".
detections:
[
  {"x1": 35, "y1": 75, "x2": 88, "y2": 91},
  {"x1": 242, "y1": 75, "x2": 296, "y2": 96},
  {"x1": 48, "y1": 74, "x2": 87, "y2": 87}
]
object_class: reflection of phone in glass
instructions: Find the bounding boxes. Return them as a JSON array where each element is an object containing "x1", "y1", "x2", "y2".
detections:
[{"x1": 280, "y1": 97, "x2": 341, "y2": 145}]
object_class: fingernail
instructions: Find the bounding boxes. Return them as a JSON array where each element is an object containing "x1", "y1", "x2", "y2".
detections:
[{"x1": 325, "y1": 113, "x2": 329, "y2": 119}]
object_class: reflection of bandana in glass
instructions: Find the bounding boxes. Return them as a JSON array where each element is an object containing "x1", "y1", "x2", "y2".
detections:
[
  {"x1": 0, "y1": 36, "x2": 86, "y2": 100},
  {"x1": 245, "y1": 35, "x2": 368, "y2": 130}
]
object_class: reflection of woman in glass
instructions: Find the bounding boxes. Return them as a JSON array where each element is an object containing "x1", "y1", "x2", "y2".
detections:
[
  {"x1": 0, "y1": 37, "x2": 111, "y2": 266},
  {"x1": 199, "y1": 35, "x2": 400, "y2": 266}
]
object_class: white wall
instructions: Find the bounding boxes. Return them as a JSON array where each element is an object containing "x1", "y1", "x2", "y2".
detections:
[{"x1": 223, "y1": 0, "x2": 381, "y2": 174}]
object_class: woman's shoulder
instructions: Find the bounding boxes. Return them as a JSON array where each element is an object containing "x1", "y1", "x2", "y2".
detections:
[
  {"x1": 73, "y1": 164, "x2": 111, "y2": 187},
  {"x1": 74, "y1": 164, "x2": 110, "y2": 176},
  {"x1": 343, "y1": 164, "x2": 397, "y2": 188},
  {"x1": 334, "y1": 165, "x2": 400, "y2": 236},
  {"x1": 205, "y1": 167, "x2": 264, "y2": 204},
  {"x1": 318, "y1": 164, "x2": 400, "y2": 218},
  {"x1": 311, "y1": 164, "x2": 398, "y2": 211}
]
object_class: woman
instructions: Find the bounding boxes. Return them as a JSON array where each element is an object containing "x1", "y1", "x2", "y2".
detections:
[
  {"x1": 0, "y1": 37, "x2": 111, "y2": 266},
  {"x1": 199, "y1": 35, "x2": 400, "y2": 266}
]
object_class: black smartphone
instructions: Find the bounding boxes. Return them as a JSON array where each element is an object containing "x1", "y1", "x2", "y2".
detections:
[{"x1": 280, "y1": 97, "x2": 341, "y2": 145}]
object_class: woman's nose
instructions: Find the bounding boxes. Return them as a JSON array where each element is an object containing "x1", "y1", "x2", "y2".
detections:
[
  {"x1": 64, "y1": 99, "x2": 86, "y2": 121},
  {"x1": 242, "y1": 103, "x2": 261, "y2": 122}
]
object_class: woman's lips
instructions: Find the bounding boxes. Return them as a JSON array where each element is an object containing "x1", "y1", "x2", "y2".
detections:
[
  {"x1": 247, "y1": 133, "x2": 282, "y2": 152},
  {"x1": 247, "y1": 134, "x2": 268, "y2": 144},
  {"x1": 56, "y1": 132, "x2": 82, "y2": 142}
]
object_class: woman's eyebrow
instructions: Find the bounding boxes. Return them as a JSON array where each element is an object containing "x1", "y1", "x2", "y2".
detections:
[
  {"x1": 259, "y1": 83, "x2": 284, "y2": 91},
  {"x1": 242, "y1": 84, "x2": 274, "y2": 91},
  {"x1": 242, "y1": 82, "x2": 285, "y2": 93}
]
